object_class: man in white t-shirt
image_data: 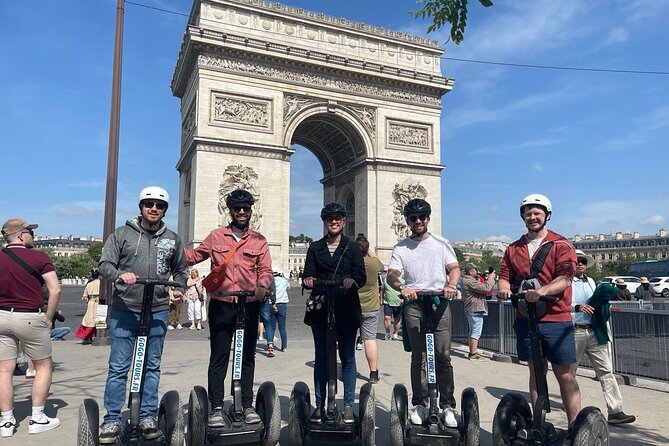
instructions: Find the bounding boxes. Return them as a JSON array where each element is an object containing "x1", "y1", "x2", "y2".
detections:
[{"x1": 386, "y1": 198, "x2": 461, "y2": 428}]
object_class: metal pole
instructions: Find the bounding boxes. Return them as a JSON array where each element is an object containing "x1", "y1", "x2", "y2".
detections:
[{"x1": 94, "y1": 0, "x2": 125, "y2": 347}]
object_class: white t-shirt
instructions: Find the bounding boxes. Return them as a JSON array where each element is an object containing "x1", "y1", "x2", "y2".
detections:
[
  {"x1": 526, "y1": 235, "x2": 546, "y2": 259},
  {"x1": 388, "y1": 234, "x2": 458, "y2": 290}
]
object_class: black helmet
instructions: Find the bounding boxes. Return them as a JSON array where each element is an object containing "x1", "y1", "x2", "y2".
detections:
[
  {"x1": 225, "y1": 189, "x2": 255, "y2": 208},
  {"x1": 404, "y1": 198, "x2": 431, "y2": 216},
  {"x1": 320, "y1": 202, "x2": 347, "y2": 221}
]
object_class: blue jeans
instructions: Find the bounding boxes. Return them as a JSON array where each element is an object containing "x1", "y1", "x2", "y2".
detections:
[
  {"x1": 103, "y1": 309, "x2": 168, "y2": 423},
  {"x1": 50, "y1": 327, "x2": 71, "y2": 340},
  {"x1": 311, "y1": 323, "x2": 357, "y2": 407},
  {"x1": 262, "y1": 303, "x2": 288, "y2": 350}
]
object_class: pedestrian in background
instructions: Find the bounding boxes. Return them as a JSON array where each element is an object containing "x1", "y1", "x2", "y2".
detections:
[
  {"x1": 461, "y1": 263, "x2": 495, "y2": 361},
  {"x1": 614, "y1": 279, "x2": 632, "y2": 301},
  {"x1": 267, "y1": 267, "x2": 290, "y2": 352},
  {"x1": 76, "y1": 269, "x2": 101, "y2": 344},
  {"x1": 355, "y1": 235, "x2": 384, "y2": 384},
  {"x1": 168, "y1": 281, "x2": 185, "y2": 330},
  {"x1": 571, "y1": 250, "x2": 635, "y2": 425},
  {"x1": 0, "y1": 218, "x2": 62, "y2": 436},
  {"x1": 50, "y1": 310, "x2": 70, "y2": 340},
  {"x1": 186, "y1": 269, "x2": 205, "y2": 330},
  {"x1": 382, "y1": 272, "x2": 403, "y2": 341},
  {"x1": 634, "y1": 277, "x2": 653, "y2": 300}
]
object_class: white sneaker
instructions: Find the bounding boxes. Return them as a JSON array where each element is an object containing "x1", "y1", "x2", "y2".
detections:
[
  {"x1": 29, "y1": 415, "x2": 60, "y2": 434},
  {"x1": 190, "y1": 325, "x2": 196, "y2": 330},
  {"x1": 1, "y1": 418, "x2": 17, "y2": 437},
  {"x1": 197, "y1": 324, "x2": 202, "y2": 330},
  {"x1": 258, "y1": 335, "x2": 265, "y2": 341},
  {"x1": 176, "y1": 324, "x2": 183, "y2": 330},
  {"x1": 409, "y1": 405, "x2": 426, "y2": 425},
  {"x1": 392, "y1": 334, "x2": 400, "y2": 341},
  {"x1": 167, "y1": 325, "x2": 175, "y2": 331},
  {"x1": 442, "y1": 408, "x2": 458, "y2": 428}
]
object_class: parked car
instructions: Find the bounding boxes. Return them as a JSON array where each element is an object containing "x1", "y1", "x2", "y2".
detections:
[
  {"x1": 600, "y1": 276, "x2": 642, "y2": 294},
  {"x1": 649, "y1": 277, "x2": 669, "y2": 297}
]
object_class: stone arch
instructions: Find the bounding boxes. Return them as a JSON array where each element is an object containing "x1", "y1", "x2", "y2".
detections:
[{"x1": 172, "y1": 0, "x2": 453, "y2": 270}]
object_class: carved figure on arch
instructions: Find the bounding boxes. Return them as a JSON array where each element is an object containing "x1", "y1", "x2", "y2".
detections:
[
  {"x1": 218, "y1": 164, "x2": 263, "y2": 230},
  {"x1": 390, "y1": 179, "x2": 428, "y2": 240}
]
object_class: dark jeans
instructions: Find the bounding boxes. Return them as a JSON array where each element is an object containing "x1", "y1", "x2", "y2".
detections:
[
  {"x1": 260, "y1": 303, "x2": 288, "y2": 350},
  {"x1": 404, "y1": 301, "x2": 456, "y2": 409},
  {"x1": 207, "y1": 299, "x2": 260, "y2": 409},
  {"x1": 311, "y1": 323, "x2": 357, "y2": 407}
]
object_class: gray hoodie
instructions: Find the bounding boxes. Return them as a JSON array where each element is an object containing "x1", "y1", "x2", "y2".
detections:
[{"x1": 99, "y1": 217, "x2": 188, "y2": 313}]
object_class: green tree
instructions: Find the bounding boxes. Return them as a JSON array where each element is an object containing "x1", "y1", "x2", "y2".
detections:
[
  {"x1": 453, "y1": 246, "x2": 466, "y2": 264},
  {"x1": 411, "y1": 0, "x2": 493, "y2": 44},
  {"x1": 600, "y1": 255, "x2": 636, "y2": 277}
]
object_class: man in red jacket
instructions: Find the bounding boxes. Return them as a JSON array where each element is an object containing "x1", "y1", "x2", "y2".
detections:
[{"x1": 498, "y1": 194, "x2": 580, "y2": 427}]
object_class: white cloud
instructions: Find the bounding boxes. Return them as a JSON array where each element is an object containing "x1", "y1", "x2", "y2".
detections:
[
  {"x1": 596, "y1": 105, "x2": 669, "y2": 152},
  {"x1": 640, "y1": 215, "x2": 665, "y2": 226},
  {"x1": 485, "y1": 235, "x2": 513, "y2": 243},
  {"x1": 51, "y1": 201, "x2": 103, "y2": 217},
  {"x1": 602, "y1": 27, "x2": 629, "y2": 46},
  {"x1": 532, "y1": 162, "x2": 546, "y2": 172}
]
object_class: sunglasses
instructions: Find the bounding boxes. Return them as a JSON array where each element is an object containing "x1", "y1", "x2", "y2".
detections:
[
  {"x1": 577, "y1": 258, "x2": 588, "y2": 266},
  {"x1": 21, "y1": 229, "x2": 35, "y2": 237},
  {"x1": 325, "y1": 215, "x2": 344, "y2": 223},
  {"x1": 142, "y1": 200, "x2": 167, "y2": 210},
  {"x1": 408, "y1": 215, "x2": 429, "y2": 223},
  {"x1": 232, "y1": 206, "x2": 252, "y2": 213}
]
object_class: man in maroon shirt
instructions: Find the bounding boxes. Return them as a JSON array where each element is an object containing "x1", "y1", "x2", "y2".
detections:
[
  {"x1": 498, "y1": 194, "x2": 580, "y2": 428},
  {"x1": 0, "y1": 218, "x2": 62, "y2": 436}
]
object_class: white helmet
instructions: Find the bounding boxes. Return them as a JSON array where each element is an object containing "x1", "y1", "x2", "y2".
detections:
[
  {"x1": 520, "y1": 193, "x2": 552, "y2": 216},
  {"x1": 139, "y1": 186, "x2": 169, "y2": 207}
]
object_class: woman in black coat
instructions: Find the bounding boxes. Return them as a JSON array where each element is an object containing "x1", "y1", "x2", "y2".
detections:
[{"x1": 302, "y1": 203, "x2": 366, "y2": 425}]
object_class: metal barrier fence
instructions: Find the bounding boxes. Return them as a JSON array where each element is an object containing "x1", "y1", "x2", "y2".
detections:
[{"x1": 449, "y1": 299, "x2": 669, "y2": 382}]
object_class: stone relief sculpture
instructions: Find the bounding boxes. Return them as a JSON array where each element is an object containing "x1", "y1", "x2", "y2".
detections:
[
  {"x1": 390, "y1": 179, "x2": 428, "y2": 240},
  {"x1": 388, "y1": 122, "x2": 430, "y2": 149},
  {"x1": 350, "y1": 106, "x2": 376, "y2": 134},
  {"x1": 218, "y1": 165, "x2": 263, "y2": 230},
  {"x1": 283, "y1": 95, "x2": 313, "y2": 124},
  {"x1": 213, "y1": 95, "x2": 269, "y2": 128}
]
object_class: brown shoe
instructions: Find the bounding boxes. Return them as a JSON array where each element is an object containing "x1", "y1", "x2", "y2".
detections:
[{"x1": 608, "y1": 412, "x2": 635, "y2": 425}]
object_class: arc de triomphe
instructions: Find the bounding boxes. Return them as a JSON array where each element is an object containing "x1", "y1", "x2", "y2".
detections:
[{"x1": 171, "y1": 0, "x2": 454, "y2": 272}]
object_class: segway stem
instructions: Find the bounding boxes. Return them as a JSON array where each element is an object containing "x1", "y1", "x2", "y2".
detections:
[
  {"x1": 318, "y1": 279, "x2": 343, "y2": 419},
  {"x1": 415, "y1": 290, "x2": 445, "y2": 425}
]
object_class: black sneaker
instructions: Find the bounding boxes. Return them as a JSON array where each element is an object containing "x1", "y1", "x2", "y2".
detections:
[
  {"x1": 244, "y1": 407, "x2": 261, "y2": 424},
  {"x1": 139, "y1": 417, "x2": 160, "y2": 440},
  {"x1": 208, "y1": 407, "x2": 225, "y2": 427},
  {"x1": 608, "y1": 412, "x2": 636, "y2": 425},
  {"x1": 369, "y1": 370, "x2": 379, "y2": 384},
  {"x1": 310, "y1": 407, "x2": 323, "y2": 424},
  {"x1": 343, "y1": 406, "x2": 355, "y2": 424},
  {"x1": 99, "y1": 420, "x2": 123, "y2": 444}
]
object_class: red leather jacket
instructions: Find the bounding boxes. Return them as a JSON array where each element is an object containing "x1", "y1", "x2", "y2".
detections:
[
  {"x1": 185, "y1": 226, "x2": 273, "y2": 303},
  {"x1": 499, "y1": 230, "x2": 576, "y2": 322}
]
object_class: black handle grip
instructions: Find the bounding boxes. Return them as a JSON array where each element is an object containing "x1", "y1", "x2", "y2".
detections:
[
  {"x1": 216, "y1": 290, "x2": 256, "y2": 297},
  {"x1": 314, "y1": 279, "x2": 344, "y2": 287},
  {"x1": 415, "y1": 289, "x2": 445, "y2": 298},
  {"x1": 116, "y1": 278, "x2": 182, "y2": 288},
  {"x1": 510, "y1": 293, "x2": 557, "y2": 303}
]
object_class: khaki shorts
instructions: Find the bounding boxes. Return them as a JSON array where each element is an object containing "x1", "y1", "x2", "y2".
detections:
[
  {"x1": 0, "y1": 310, "x2": 52, "y2": 361},
  {"x1": 360, "y1": 310, "x2": 380, "y2": 341}
]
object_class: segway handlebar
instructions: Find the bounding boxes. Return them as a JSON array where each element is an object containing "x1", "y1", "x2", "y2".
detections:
[
  {"x1": 510, "y1": 293, "x2": 558, "y2": 304},
  {"x1": 415, "y1": 289, "x2": 445, "y2": 299},
  {"x1": 313, "y1": 278, "x2": 344, "y2": 287},
  {"x1": 216, "y1": 290, "x2": 256, "y2": 298},
  {"x1": 116, "y1": 278, "x2": 182, "y2": 288}
]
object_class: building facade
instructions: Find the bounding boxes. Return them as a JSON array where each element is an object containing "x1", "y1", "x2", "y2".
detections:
[
  {"x1": 573, "y1": 229, "x2": 669, "y2": 267},
  {"x1": 32, "y1": 235, "x2": 103, "y2": 257}
]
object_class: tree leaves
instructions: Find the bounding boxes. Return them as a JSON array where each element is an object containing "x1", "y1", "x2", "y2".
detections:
[{"x1": 411, "y1": 0, "x2": 493, "y2": 44}]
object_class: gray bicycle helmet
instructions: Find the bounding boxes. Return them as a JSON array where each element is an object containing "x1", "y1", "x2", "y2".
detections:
[
  {"x1": 403, "y1": 198, "x2": 431, "y2": 216},
  {"x1": 320, "y1": 202, "x2": 347, "y2": 220},
  {"x1": 225, "y1": 189, "x2": 255, "y2": 208}
]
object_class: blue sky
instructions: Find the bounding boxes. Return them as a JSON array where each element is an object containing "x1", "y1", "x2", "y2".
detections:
[{"x1": 1, "y1": 0, "x2": 668, "y2": 243}]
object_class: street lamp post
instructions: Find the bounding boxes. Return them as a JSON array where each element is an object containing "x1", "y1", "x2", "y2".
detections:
[{"x1": 93, "y1": 0, "x2": 125, "y2": 347}]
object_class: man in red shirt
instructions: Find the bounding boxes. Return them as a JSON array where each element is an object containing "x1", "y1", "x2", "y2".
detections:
[
  {"x1": 185, "y1": 189, "x2": 273, "y2": 427},
  {"x1": 498, "y1": 194, "x2": 580, "y2": 427},
  {"x1": 0, "y1": 219, "x2": 62, "y2": 437}
]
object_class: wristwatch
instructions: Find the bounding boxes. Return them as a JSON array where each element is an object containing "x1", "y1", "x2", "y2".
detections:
[{"x1": 398, "y1": 285, "x2": 405, "y2": 291}]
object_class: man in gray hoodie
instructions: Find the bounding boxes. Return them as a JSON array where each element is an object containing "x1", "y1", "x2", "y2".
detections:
[{"x1": 97, "y1": 186, "x2": 188, "y2": 443}]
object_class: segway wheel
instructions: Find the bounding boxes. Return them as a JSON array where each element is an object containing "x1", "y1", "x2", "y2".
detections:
[
  {"x1": 257, "y1": 381, "x2": 282, "y2": 446},
  {"x1": 568, "y1": 407, "x2": 609, "y2": 446},
  {"x1": 77, "y1": 398, "x2": 100, "y2": 446},
  {"x1": 492, "y1": 392, "x2": 532, "y2": 446},
  {"x1": 287, "y1": 382, "x2": 311, "y2": 446},
  {"x1": 187, "y1": 386, "x2": 208, "y2": 446},
  {"x1": 389, "y1": 384, "x2": 408, "y2": 446},
  {"x1": 359, "y1": 382, "x2": 376, "y2": 446},
  {"x1": 158, "y1": 390, "x2": 185, "y2": 446},
  {"x1": 461, "y1": 387, "x2": 480, "y2": 446}
]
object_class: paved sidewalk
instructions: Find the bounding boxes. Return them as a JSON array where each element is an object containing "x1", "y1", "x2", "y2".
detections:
[{"x1": 6, "y1": 337, "x2": 667, "y2": 445}]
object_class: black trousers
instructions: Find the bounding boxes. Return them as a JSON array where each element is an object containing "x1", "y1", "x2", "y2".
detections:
[{"x1": 207, "y1": 299, "x2": 260, "y2": 409}]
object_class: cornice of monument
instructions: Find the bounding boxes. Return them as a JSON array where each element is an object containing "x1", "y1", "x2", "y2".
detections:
[
  {"x1": 176, "y1": 137, "x2": 293, "y2": 171},
  {"x1": 212, "y1": 0, "x2": 441, "y2": 49},
  {"x1": 172, "y1": 38, "x2": 452, "y2": 107}
]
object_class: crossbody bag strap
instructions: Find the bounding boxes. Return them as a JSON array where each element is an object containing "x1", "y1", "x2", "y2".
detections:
[
  {"x1": 528, "y1": 241, "x2": 554, "y2": 280},
  {"x1": 222, "y1": 236, "x2": 248, "y2": 269},
  {"x1": 2, "y1": 248, "x2": 45, "y2": 286},
  {"x1": 331, "y1": 242, "x2": 349, "y2": 280}
]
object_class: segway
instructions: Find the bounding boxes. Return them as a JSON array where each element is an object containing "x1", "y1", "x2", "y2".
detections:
[
  {"x1": 287, "y1": 279, "x2": 376, "y2": 445},
  {"x1": 77, "y1": 278, "x2": 185, "y2": 446},
  {"x1": 389, "y1": 290, "x2": 480, "y2": 446},
  {"x1": 187, "y1": 290, "x2": 281, "y2": 446},
  {"x1": 491, "y1": 293, "x2": 609, "y2": 445}
]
